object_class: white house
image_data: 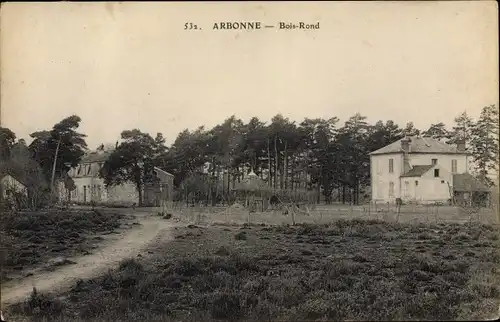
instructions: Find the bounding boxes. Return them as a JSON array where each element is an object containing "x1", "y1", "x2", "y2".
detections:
[{"x1": 370, "y1": 136, "x2": 489, "y2": 205}]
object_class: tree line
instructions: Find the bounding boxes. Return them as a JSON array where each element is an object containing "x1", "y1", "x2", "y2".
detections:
[{"x1": 0, "y1": 105, "x2": 498, "y2": 208}]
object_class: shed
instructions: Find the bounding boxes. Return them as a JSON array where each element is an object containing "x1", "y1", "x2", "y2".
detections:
[
  {"x1": 453, "y1": 173, "x2": 491, "y2": 207},
  {"x1": 232, "y1": 170, "x2": 272, "y2": 212}
]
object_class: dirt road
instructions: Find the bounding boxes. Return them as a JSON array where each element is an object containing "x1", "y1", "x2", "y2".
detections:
[{"x1": 1, "y1": 215, "x2": 178, "y2": 307}]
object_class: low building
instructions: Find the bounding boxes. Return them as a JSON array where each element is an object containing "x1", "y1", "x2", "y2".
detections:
[
  {"x1": 370, "y1": 136, "x2": 491, "y2": 206},
  {"x1": 0, "y1": 173, "x2": 27, "y2": 200},
  {"x1": 59, "y1": 146, "x2": 174, "y2": 206},
  {"x1": 143, "y1": 167, "x2": 175, "y2": 207}
]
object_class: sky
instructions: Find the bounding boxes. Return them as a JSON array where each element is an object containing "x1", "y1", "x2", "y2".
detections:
[{"x1": 1, "y1": 1, "x2": 498, "y2": 149}]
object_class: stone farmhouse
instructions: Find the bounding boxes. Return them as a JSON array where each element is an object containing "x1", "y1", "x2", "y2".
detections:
[{"x1": 59, "y1": 146, "x2": 174, "y2": 206}]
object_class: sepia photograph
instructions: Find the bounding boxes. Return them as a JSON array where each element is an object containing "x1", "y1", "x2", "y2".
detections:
[{"x1": 0, "y1": 1, "x2": 499, "y2": 321}]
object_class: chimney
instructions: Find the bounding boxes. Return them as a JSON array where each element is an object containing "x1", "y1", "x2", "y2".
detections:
[
  {"x1": 401, "y1": 137, "x2": 410, "y2": 153},
  {"x1": 401, "y1": 137, "x2": 411, "y2": 174},
  {"x1": 456, "y1": 139, "x2": 466, "y2": 152}
]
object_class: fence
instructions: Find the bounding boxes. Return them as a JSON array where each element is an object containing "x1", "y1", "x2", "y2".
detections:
[{"x1": 160, "y1": 202, "x2": 499, "y2": 226}]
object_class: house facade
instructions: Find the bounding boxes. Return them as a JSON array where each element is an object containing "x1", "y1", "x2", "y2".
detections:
[
  {"x1": 370, "y1": 136, "x2": 488, "y2": 205},
  {"x1": 59, "y1": 146, "x2": 174, "y2": 206}
]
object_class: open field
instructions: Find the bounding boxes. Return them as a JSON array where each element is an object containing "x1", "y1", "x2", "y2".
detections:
[
  {"x1": 7, "y1": 218, "x2": 500, "y2": 321},
  {"x1": 0, "y1": 209, "x2": 136, "y2": 282}
]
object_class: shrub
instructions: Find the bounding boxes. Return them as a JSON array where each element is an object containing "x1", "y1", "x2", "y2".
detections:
[{"x1": 235, "y1": 231, "x2": 247, "y2": 240}]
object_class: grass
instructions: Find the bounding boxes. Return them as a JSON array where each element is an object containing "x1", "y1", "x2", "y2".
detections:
[
  {"x1": 6, "y1": 219, "x2": 500, "y2": 321},
  {"x1": 0, "y1": 209, "x2": 133, "y2": 281}
]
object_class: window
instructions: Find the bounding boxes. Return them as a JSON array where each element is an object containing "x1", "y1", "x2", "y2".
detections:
[
  {"x1": 389, "y1": 158, "x2": 394, "y2": 173},
  {"x1": 432, "y1": 159, "x2": 438, "y2": 165},
  {"x1": 86, "y1": 165, "x2": 92, "y2": 175},
  {"x1": 451, "y1": 159, "x2": 457, "y2": 173},
  {"x1": 389, "y1": 181, "x2": 394, "y2": 197},
  {"x1": 404, "y1": 181, "x2": 410, "y2": 197},
  {"x1": 77, "y1": 165, "x2": 82, "y2": 175},
  {"x1": 434, "y1": 169, "x2": 440, "y2": 177},
  {"x1": 441, "y1": 180, "x2": 445, "y2": 184},
  {"x1": 415, "y1": 180, "x2": 419, "y2": 186}
]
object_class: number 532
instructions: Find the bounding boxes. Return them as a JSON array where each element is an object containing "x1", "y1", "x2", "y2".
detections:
[{"x1": 184, "y1": 23, "x2": 199, "y2": 30}]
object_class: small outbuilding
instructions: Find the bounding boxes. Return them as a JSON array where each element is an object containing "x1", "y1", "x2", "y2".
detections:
[
  {"x1": 232, "y1": 170, "x2": 272, "y2": 212},
  {"x1": 452, "y1": 173, "x2": 491, "y2": 207}
]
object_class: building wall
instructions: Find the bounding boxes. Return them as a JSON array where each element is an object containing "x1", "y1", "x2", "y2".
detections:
[
  {"x1": 371, "y1": 153, "x2": 463, "y2": 203},
  {"x1": 60, "y1": 157, "x2": 140, "y2": 205},
  {"x1": 60, "y1": 157, "x2": 174, "y2": 206},
  {"x1": 371, "y1": 153, "x2": 404, "y2": 202},
  {"x1": 399, "y1": 164, "x2": 453, "y2": 203},
  {"x1": 408, "y1": 153, "x2": 468, "y2": 174}
]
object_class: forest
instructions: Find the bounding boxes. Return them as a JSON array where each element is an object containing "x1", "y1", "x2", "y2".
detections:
[{"x1": 0, "y1": 104, "x2": 498, "y2": 207}]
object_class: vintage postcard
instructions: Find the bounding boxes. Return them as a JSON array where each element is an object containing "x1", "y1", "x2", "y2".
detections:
[{"x1": 1, "y1": 1, "x2": 499, "y2": 321}]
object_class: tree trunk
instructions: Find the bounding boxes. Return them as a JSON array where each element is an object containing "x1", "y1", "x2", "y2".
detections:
[
  {"x1": 284, "y1": 141, "x2": 288, "y2": 190},
  {"x1": 227, "y1": 170, "x2": 231, "y2": 204},
  {"x1": 267, "y1": 138, "x2": 272, "y2": 188},
  {"x1": 274, "y1": 135, "x2": 278, "y2": 190},
  {"x1": 50, "y1": 137, "x2": 62, "y2": 193},
  {"x1": 136, "y1": 182, "x2": 143, "y2": 207}
]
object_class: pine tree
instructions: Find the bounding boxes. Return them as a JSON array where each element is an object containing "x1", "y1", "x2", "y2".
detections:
[
  {"x1": 422, "y1": 122, "x2": 450, "y2": 140},
  {"x1": 470, "y1": 104, "x2": 499, "y2": 186},
  {"x1": 401, "y1": 122, "x2": 421, "y2": 137},
  {"x1": 447, "y1": 111, "x2": 475, "y2": 148}
]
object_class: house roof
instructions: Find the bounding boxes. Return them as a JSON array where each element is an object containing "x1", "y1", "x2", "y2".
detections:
[
  {"x1": 370, "y1": 136, "x2": 466, "y2": 155},
  {"x1": 233, "y1": 171, "x2": 272, "y2": 192},
  {"x1": 153, "y1": 167, "x2": 174, "y2": 178},
  {"x1": 400, "y1": 165, "x2": 435, "y2": 178},
  {"x1": 0, "y1": 161, "x2": 47, "y2": 189},
  {"x1": 453, "y1": 173, "x2": 490, "y2": 192},
  {"x1": 0, "y1": 173, "x2": 26, "y2": 187},
  {"x1": 81, "y1": 150, "x2": 113, "y2": 163}
]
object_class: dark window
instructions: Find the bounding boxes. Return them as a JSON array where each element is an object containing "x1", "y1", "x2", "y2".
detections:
[
  {"x1": 432, "y1": 159, "x2": 437, "y2": 165},
  {"x1": 415, "y1": 180, "x2": 419, "y2": 186},
  {"x1": 389, "y1": 159, "x2": 394, "y2": 173},
  {"x1": 434, "y1": 169, "x2": 440, "y2": 177},
  {"x1": 441, "y1": 180, "x2": 445, "y2": 183}
]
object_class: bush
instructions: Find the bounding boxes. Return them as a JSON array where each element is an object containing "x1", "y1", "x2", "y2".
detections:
[{"x1": 235, "y1": 231, "x2": 247, "y2": 240}]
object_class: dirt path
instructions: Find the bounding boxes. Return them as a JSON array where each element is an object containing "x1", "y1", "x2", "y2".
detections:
[{"x1": 1, "y1": 215, "x2": 178, "y2": 307}]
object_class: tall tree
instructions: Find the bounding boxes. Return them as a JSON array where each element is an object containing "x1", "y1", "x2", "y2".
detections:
[
  {"x1": 29, "y1": 115, "x2": 87, "y2": 190},
  {"x1": 470, "y1": 105, "x2": 499, "y2": 186},
  {"x1": 447, "y1": 111, "x2": 475, "y2": 147},
  {"x1": 337, "y1": 113, "x2": 371, "y2": 204},
  {"x1": 422, "y1": 122, "x2": 450, "y2": 140},
  {"x1": 299, "y1": 117, "x2": 338, "y2": 201},
  {"x1": 401, "y1": 122, "x2": 421, "y2": 137},
  {"x1": 159, "y1": 126, "x2": 211, "y2": 188},
  {"x1": 100, "y1": 129, "x2": 156, "y2": 206},
  {"x1": 239, "y1": 117, "x2": 268, "y2": 177},
  {"x1": 368, "y1": 120, "x2": 404, "y2": 152},
  {"x1": 0, "y1": 127, "x2": 16, "y2": 161}
]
